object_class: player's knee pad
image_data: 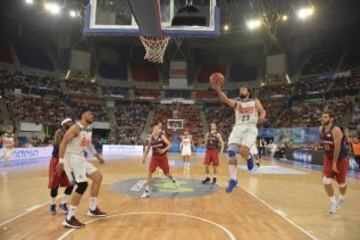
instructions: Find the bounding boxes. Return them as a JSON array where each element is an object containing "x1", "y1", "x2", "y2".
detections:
[
  {"x1": 64, "y1": 185, "x2": 74, "y2": 195},
  {"x1": 338, "y1": 182, "x2": 346, "y2": 188},
  {"x1": 322, "y1": 176, "x2": 331, "y2": 185},
  {"x1": 75, "y1": 181, "x2": 88, "y2": 195},
  {"x1": 50, "y1": 187, "x2": 59, "y2": 198}
]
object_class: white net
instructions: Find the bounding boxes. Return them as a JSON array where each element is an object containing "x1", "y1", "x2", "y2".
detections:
[{"x1": 139, "y1": 36, "x2": 170, "y2": 63}]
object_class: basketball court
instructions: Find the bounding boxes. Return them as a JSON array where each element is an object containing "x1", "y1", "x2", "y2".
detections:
[{"x1": 1, "y1": 154, "x2": 360, "y2": 239}]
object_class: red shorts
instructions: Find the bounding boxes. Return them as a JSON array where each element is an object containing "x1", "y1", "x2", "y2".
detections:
[
  {"x1": 323, "y1": 156, "x2": 349, "y2": 184},
  {"x1": 149, "y1": 155, "x2": 170, "y2": 175},
  {"x1": 48, "y1": 156, "x2": 71, "y2": 189},
  {"x1": 204, "y1": 149, "x2": 219, "y2": 166}
]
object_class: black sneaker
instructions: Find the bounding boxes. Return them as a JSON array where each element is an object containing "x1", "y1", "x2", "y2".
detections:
[
  {"x1": 212, "y1": 177, "x2": 217, "y2": 185},
  {"x1": 63, "y1": 216, "x2": 85, "y2": 229},
  {"x1": 50, "y1": 204, "x2": 56, "y2": 215},
  {"x1": 202, "y1": 177, "x2": 211, "y2": 184}
]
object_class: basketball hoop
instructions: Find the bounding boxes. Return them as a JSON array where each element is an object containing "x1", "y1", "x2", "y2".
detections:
[{"x1": 139, "y1": 36, "x2": 170, "y2": 63}]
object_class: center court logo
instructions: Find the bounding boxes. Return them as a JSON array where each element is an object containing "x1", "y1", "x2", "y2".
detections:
[{"x1": 111, "y1": 177, "x2": 219, "y2": 199}]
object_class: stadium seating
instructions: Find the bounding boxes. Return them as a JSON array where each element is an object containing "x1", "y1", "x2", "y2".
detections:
[
  {"x1": 102, "y1": 85, "x2": 128, "y2": 98},
  {"x1": 0, "y1": 43, "x2": 15, "y2": 64},
  {"x1": 302, "y1": 51, "x2": 341, "y2": 75}
]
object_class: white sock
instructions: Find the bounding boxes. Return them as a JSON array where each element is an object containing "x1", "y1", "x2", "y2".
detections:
[
  {"x1": 67, "y1": 205, "x2": 77, "y2": 221},
  {"x1": 339, "y1": 194, "x2": 345, "y2": 201},
  {"x1": 89, "y1": 197, "x2": 97, "y2": 211},
  {"x1": 61, "y1": 194, "x2": 71, "y2": 204},
  {"x1": 228, "y1": 165, "x2": 237, "y2": 180},
  {"x1": 145, "y1": 185, "x2": 150, "y2": 192},
  {"x1": 329, "y1": 196, "x2": 336, "y2": 204},
  {"x1": 50, "y1": 197, "x2": 56, "y2": 205}
]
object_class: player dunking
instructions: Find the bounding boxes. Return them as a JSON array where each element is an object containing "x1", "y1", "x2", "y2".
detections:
[
  {"x1": 48, "y1": 118, "x2": 74, "y2": 215},
  {"x1": 58, "y1": 109, "x2": 107, "y2": 228},
  {"x1": 0, "y1": 125, "x2": 17, "y2": 175},
  {"x1": 142, "y1": 124, "x2": 178, "y2": 198},
  {"x1": 202, "y1": 122, "x2": 224, "y2": 185},
  {"x1": 319, "y1": 110, "x2": 349, "y2": 214},
  {"x1": 212, "y1": 82, "x2": 266, "y2": 193}
]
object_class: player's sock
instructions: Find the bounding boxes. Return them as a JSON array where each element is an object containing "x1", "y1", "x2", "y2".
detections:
[
  {"x1": 228, "y1": 165, "x2": 237, "y2": 180},
  {"x1": 89, "y1": 197, "x2": 98, "y2": 211},
  {"x1": 339, "y1": 194, "x2": 345, "y2": 201},
  {"x1": 51, "y1": 197, "x2": 56, "y2": 205},
  {"x1": 329, "y1": 196, "x2": 336, "y2": 204},
  {"x1": 67, "y1": 205, "x2": 77, "y2": 221},
  {"x1": 145, "y1": 185, "x2": 150, "y2": 193},
  {"x1": 61, "y1": 194, "x2": 71, "y2": 204}
]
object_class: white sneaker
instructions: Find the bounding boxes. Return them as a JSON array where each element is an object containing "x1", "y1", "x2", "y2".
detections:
[
  {"x1": 141, "y1": 191, "x2": 150, "y2": 199},
  {"x1": 337, "y1": 197, "x2": 344, "y2": 210},
  {"x1": 173, "y1": 181, "x2": 179, "y2": 189},
  {"x1": 329, "y1": 201, "x2": 338, "y2": 214}
]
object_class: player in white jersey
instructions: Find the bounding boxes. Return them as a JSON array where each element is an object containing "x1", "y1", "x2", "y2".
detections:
[
  {"x1": 58, "y1": 109, "x2": 107, "y2": 228},
  {"x1": 0, "y1": 125, "x2": 17, "y2": 175},
  {"x1": 180, "y1": 130, "x2": 194, "y2": 172},
  {"x1": 212, "y1": 83, "x2": 266, "y2": 193}
]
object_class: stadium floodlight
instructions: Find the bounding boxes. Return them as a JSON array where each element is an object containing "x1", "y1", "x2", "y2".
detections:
[
  {"x1": 69, "y1": 10, "x2": 77, "y2": 18},
  {"x1": 45, "y1": 2, "x2": 61, "y2": 15},
  {"x1": 223, "y1": 24, "x2": 229, "y2": 31},
  {"x1": 246, "y1": 19, "x2": 261, "y2": 30},
  {"x1": 25, "y1": 0, "x2": 34, "y2": 4},
  {"x1": 297, "y1": 7, "x2": 314, "y2": 20},
  {"x1": 282, "y1": 15, "x2": 288, "y2": 21}
]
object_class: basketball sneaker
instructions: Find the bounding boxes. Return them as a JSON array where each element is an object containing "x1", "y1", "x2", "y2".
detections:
[
  {"x1": 87, "y1": 207, "x2": 107, "y2": 217},
  {"x1": 141, "y1": 191, "x2": 150, "y2": 198},
  {"x1": 247, "y1": 154, "x2": 254, "y2": 171},
  {"x1": 329, "y1": 201, "x2": 338, "y2": 214},
  {"x1": 225, "y1": 179, "x2": 238, "y2": 193},
  {"x1": 173, "y1": 180, "x2": 179, "y2": 189},
  {"x1": 212, "y1": 177, "x2": 217, "y2": 185},
  {"x1": 50, "y1": 204, "x2": 56, "y2": 215},
  {"x1": 202, "y1": 177, "x2": 211, "y2": 184},
  {"x1": 58, "y1": 203, "x2": 68, "y2": 214},
  {"x1": 63, "y1": 216, "x2": 85, "y2": 229}
]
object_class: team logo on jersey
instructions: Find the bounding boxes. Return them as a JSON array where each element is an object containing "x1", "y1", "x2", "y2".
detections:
[{"x1": 238, "y1": 107, "x2": 254, "y2": 114}]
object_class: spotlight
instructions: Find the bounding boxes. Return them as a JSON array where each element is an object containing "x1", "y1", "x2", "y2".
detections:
[
  {"x1": 69, "y1": 10, "x2": 77, "y2": 18},
  {"x1": 223, "y1": 24, "x2": 229, "y2": 31},
  {"x1": 297, "y1": 7, "x2": 314, "y2": 20},
  {"x1": 45, "y1": 2, "x2": 61, "y2": 15},
  {"x1": 25, "y1": 0, "x2": 34, "y2": 4},
  {"x1": 246, "y1": 19, "x2": 261, "y2": 30},
  {"x1": 282, "y1": 15, "x2": 288, "y2": 21}
]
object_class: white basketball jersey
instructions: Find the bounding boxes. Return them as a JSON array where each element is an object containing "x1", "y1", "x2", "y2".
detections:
[
  {"x1": 2, "y1": 133, "x2": 15, "y2": 148},
  {"x1": 182, "y1": 137, "x2": 192, "y2": 150},
  {"x1": 66, "y1": 123, "x2": 92, "y2": 155},
  {"x1": 235, "y1": 99, "x2": 258, "y2": 125}
]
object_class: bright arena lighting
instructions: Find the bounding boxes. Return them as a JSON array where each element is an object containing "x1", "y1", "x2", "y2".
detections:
[
  {"x1": 25, "y1": 0, "x2": 34, "y2": 4},
  {"x1": 246, "y1": 19, "x2": 261, "y2": 30},
  {"x1": 297, "y1": 7, "x2": 314, "y2": 20},
  {"x1": 45, "y1": 2, "x2": 61, "y2": 15},
  {"x1": 223, "y1": 24, "x2": 229, "y2": 31},
  {"x1": 69, "y1": 10, "x2": 77, "y2": 18},
  {"x1": 282, "y1": 15, "x2": 288, "y2": 21}
]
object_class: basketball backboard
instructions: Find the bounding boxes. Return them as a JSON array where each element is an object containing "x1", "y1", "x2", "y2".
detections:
[{"x1": 84, "y1": 0, "x2": 220, "y2": 37}]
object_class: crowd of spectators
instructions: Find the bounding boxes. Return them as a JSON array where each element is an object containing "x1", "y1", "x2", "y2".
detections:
[
  {"x1": 302, "y1": 51, "x2": 341, "y2": 75},
  {"x1": 101, "y1": 85, "x2": 128, "y2": 98},
  {"x1": 114, "y1": 103, "x2": 152, "y2": 144},
  {"x1": 65, "y1": 80, "x2": 98, "y2": 96}
]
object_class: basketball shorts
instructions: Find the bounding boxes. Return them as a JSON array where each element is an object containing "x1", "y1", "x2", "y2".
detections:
[
  {"x1": 228, "y1": 124, "x2": 258, "y2": 149},
  {"x1": 181, "y1": 147, "x2": 192, "y2": 156},
  {"x1": 0, "y1": 147, "x2": 14, "y2": 161},
  {"x1": 149, "y1": 155, "x2": 169, "y2": 175},
  {"x1": 64, "y1": 153, "x2": 97, "y2": 183},
  {"x1": 204, "y1": 149, "x2": 219, "y2": 166},
  {"x1": 48, "y1": 156, "x2": 71, "y2": 189},
  {"x1": 323, "y1": 156, "x2": 349, "y2": 184}
]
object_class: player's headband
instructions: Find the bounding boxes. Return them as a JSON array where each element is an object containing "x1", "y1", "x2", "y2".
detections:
[{"x1": 61, "y1": 118, "x2": 73, "y2": 127}]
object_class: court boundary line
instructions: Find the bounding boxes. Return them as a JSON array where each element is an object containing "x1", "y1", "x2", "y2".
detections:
[
  {"x1": 239, "y1": 186, "x2": 318, "y2": 240},
  {"x1": 56, "y1": 211, "x2": 237, "y2": 240}
]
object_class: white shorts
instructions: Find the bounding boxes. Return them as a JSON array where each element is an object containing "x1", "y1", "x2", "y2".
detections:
[
  {"x1": 228, "y1": 124, "x2": 258, "y2": 149},
  {"x1": 64, "y1": 153, "x2": 97, "y2": 183},
  {"x1": 0, "y1": 147, "x2": 14, "y2": 161},
  {"x1": 181, "y1": 147, "x2": 192, "y2": 156}
]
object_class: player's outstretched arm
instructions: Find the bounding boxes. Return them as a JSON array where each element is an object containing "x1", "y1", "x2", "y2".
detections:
[
  {"x1": 143, "y1": 140, "x2": 152, "y2": 164},
  {"x1": 211, "y1": 83, "x2": 237, "y2": 108},
  {"x1": 255, "y1": 99, "x2": 266, "y2": 124}
]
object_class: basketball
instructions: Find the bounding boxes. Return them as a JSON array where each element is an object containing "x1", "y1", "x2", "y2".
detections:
[{"x1": 209, "y1": 72, "x2": 225, "y2": 85}]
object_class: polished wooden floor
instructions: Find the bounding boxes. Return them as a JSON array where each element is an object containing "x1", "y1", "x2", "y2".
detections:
[{"x1": 0, "y1": 153, "x2": 359, "y2": 240}]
